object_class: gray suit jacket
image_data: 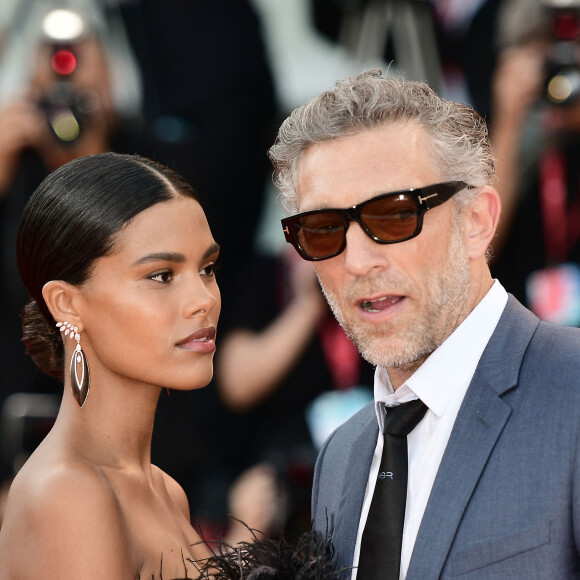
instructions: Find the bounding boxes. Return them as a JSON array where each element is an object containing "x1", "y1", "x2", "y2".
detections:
[{"x1": 312, "y1": 296, "x2": 580, "y2": 578}]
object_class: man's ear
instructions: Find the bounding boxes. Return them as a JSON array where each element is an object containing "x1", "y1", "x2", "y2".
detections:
[
  {"x1": 463, "y1": 186, "x2": 501, "y2": 259},
  {"x1": 42, "y1": 280, "x2": 83, "y2": 330}
]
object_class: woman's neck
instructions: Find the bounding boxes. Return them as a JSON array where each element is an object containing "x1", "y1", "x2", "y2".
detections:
[{"x1": 53, "y1": 375, "x2": 162, "y2": 476}]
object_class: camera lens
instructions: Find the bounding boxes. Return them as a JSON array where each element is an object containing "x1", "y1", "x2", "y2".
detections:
[
  {"x1": 547, "y1": 69, "x2": 580, "y2": 103},
  {"x1": 48, "y1": 110, "x2": 80, "y2": 142}
]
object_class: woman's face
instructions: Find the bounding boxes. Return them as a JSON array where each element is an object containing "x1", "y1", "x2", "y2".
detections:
[{"x1": 75, "y1": 195, "x2": 221, "y2": 392}]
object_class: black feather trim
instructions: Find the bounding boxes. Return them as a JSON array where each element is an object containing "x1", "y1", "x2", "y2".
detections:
[{"x1": 188, "y1": 518, "x2": 351, "y2": 579}]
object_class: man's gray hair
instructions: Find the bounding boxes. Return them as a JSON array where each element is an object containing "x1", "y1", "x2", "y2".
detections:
[{"x1": 268, "y1": 69, "x2": 495, "y2": 213}]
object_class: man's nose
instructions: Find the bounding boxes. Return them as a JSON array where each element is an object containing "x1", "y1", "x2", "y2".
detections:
[{"x1": 342, "y1": 221, "x2": 391, "y2": 277}]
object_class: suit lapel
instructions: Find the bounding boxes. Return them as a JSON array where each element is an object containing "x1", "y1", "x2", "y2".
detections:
[
  {"x1": 406, "y1": 377, "x2": 512, "y2": 579},
  {"x1": 406, "y1": 296, "x2": 540, "y2": 579}
]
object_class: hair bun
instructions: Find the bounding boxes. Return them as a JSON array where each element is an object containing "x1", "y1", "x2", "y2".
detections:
[{"x1": 21, "y1": 299, "x2": 64, "y2": 380}]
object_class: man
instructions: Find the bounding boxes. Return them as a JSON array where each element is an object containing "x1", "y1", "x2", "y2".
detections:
[{"x1": 268, "y1": 69, "x2": 580, "y2": 578}]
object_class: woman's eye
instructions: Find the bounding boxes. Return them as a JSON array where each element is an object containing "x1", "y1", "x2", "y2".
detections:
[
  {"x1": 150, "y1": 271, "x2": 173, "y2": 283},
  {"x1": 200, "y1": 263, "x2": 216, "y2": 277}
]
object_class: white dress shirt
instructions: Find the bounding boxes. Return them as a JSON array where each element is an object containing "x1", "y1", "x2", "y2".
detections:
[{"x1": 351, "y1": 281, "x2": 508, "y2": 579}]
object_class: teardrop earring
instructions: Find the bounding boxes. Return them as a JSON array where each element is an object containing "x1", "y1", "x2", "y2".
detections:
[{"x1": 57, "y1": 321, "x2": 90, "y2": 407}]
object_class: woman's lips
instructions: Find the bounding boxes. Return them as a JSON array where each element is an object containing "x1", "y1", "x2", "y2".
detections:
[{"x1": 176, "y1": 326, "x2": 217, "y2": 352}]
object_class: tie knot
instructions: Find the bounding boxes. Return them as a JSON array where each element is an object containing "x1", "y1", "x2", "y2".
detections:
[{"x1": 383, "y1": 399, "x2": 428, "y2": 436}]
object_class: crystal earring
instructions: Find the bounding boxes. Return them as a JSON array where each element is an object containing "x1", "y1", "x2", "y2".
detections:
[{"x1": 57, "y1": 321, "x2": 90, "y2": 408}]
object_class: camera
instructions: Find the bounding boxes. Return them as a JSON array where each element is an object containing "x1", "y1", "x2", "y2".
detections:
[
  {"x1": 38, "y1": 9, "x2": 96, "y2": 144},
  {"x1": 543, "y1": 1, "x2": 580, "y2": 105},
  {"x1": 37, "y1": 61, "x2": 100, "y2": 144}
]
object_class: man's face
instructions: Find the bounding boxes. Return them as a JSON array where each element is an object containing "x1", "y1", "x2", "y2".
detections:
[{"x1": 295, "y1": 122, "x2": 474, "y2": 375}]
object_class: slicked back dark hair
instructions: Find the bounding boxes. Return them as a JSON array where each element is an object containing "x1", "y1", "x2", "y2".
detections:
[{"x1": 16, "y1": 152, "x2": 200, "y2": 379}]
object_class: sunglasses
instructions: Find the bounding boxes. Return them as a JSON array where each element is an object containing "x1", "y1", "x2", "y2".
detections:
[{"x1": 281, "y1": 181, "x2": 471, "y2": 261}]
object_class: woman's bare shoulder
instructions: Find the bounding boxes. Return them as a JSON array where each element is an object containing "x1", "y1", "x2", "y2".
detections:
[
  {"x1": 0, "y1": 456, "x2": 135, "y2": 579},
  {"x1": 8, "y1": 453, "x2": 120, "y2": 520}
]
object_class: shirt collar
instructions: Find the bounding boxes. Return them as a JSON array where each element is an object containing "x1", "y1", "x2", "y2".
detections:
[{"x1": 374, "y1": 280, "x2": 508, "y2": 432}]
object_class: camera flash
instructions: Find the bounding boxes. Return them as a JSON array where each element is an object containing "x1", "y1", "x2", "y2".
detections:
[{"x1": 43, "y1": 9, "x2": 85, "y2": 42}]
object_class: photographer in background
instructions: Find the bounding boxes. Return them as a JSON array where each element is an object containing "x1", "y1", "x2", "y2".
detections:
[
  {"x1": 0, "y1": 0, "x2": 141, "y2": 196},
  {"x1": 490, "y1": 0, "x2": 580, "y2": 327},
  {"x1": 0, "y1": 35, "x2": 113, "y2": 196},
  {"x1": 0, "y1": 0, "x2": 142, "y2": 488}
]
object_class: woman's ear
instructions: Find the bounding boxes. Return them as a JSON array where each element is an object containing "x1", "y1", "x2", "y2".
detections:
[{"x1": 42, "y1": 280, "x2": 83, "y2": 329}]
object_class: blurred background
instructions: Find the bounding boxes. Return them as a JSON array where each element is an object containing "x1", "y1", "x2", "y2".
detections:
[{"x1": 1, "y1": 0, "x2": 578, "y2": 544}]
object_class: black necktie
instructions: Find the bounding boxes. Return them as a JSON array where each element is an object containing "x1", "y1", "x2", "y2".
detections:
[{"x1": 357, "y1": 399, "x2": 428, "y2": 580}]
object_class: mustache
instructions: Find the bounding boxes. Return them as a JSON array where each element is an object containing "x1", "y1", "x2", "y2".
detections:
[{"x1": 342, "y1": 273, "x2": 416, "y2": 303}]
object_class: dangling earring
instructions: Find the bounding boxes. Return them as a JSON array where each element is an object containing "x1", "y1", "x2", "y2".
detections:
[{"x1": 57, "y1": 321, "x2": 90, "y2": 408}]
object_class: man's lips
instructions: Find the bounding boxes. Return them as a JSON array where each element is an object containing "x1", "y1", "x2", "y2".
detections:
[
  {"x1": 176, "y1": 326, "x2": 217, "y2": 350},
  {"x1": 359, "y1": 295, "x2": 404, "y2": 313}
]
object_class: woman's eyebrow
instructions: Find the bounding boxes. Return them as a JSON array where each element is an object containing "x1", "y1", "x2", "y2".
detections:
[
  {"x1": 131, "y1": 252, "x2": 186, "y2": 267},
  {"x1": 131, "y1": 243, "x2": 220, "y2": 267},
  {"x1": 202, "y1": 243, "x2": 221, "y2": 261}
]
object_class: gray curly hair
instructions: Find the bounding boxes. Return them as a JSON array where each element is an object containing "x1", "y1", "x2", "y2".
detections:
[{"x1": 268, "y1": 69, "x2": 495, "y2": 213}]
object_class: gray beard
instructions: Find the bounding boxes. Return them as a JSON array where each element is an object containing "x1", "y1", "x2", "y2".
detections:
[{"x1": 320, "y1": 223, "x2": 472, "y2": 369}]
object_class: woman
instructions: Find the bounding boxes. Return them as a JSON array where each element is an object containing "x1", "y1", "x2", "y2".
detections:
[{"x1": 0, "y1": 152, "x2": 220, "y2": 579}]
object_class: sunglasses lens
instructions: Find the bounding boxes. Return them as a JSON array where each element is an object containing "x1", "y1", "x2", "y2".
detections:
[
  {"x1": 362, "y1": 194, "x2": 419, "y2": 241},
  {"x1": 293, "y1": 212, "x2": 345, "y2": 259},
  {"x1": 285, "y1": 192, "x2": 423, "y2": 260}
]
